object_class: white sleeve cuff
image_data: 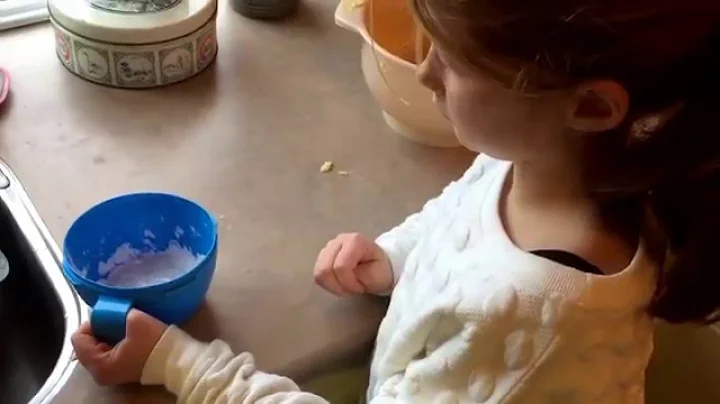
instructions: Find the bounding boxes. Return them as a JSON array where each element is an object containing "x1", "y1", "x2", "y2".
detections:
[
  {"x1": 375, "y1": 233, "x2": 408, "y2": 291},
  {"x1": 140, "y1": 325, "x2": 206, "y2": 388}
]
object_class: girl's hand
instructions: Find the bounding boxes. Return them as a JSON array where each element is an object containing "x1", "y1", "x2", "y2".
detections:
[
  {"x1": 71, "y1": 309, "x2": 168, "y2": 386},
  {"x1": 314, "y1": 233, "x2": 393, "y2": 296}
]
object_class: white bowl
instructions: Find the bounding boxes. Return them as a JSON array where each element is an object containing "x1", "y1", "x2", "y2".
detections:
[
  {"x1": 335, "y1": 0, "x2": 458, "y2": 148},
  {"x1": 49, "y1": 0, "x2": 218, "y2": 88}
]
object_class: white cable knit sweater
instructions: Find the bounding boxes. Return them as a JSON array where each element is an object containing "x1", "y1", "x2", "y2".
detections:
[{"x1": 141, "y1": 156, "x2": 658, "y2": 403}]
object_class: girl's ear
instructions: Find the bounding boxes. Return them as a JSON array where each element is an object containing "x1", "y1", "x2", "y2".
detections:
[{"x1": 566, "y1": 80, "x2": 629, "y2": 133}]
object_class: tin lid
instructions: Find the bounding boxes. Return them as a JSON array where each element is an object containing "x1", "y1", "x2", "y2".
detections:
[{"x1": 48, "y1": 0, "x2": 217, "y2": 45}]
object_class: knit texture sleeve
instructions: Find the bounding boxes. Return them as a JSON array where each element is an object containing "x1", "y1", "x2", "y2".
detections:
[
  {"x1": 367, "y1": 304, "x2": 539, "y2": 404},
  {"x1": 141, "y1": 326, "x2": 329, "y2": 404},
  {"x1": 375, "y1": 154, "x2": 489, "y2": 284}
]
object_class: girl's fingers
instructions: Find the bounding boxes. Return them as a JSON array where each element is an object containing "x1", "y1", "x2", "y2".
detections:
[
  {"x1": 333, "y1": 241, "x2": 366, "y2": 294},
  {"x1": 314, "y1": 239, "x2": 342, "y2": 275},
  {"x1": 317, "y1": 269, "x2": 347, "y2": 296},
  {"x1": 356, "y1": 261, "x2": 393, "y2": 295},
  {"x1": 71, "y1": 323, "x2": 112, "y2": 366},
  {"x1": 314, "y1": 239, "x2": 348, "y2": 296},
  {"x1": 355, "y1": 261, "x2": 378, "y2": 290}
]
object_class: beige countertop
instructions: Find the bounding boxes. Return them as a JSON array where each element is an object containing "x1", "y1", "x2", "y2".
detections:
[{"x1": 0, "y1": 1, "x2": 473, "y2": 402}]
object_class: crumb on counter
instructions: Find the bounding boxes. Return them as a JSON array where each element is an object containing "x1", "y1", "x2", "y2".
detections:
[{"x1": 320, "y1": 161, "x2": 334, "y2": 173}]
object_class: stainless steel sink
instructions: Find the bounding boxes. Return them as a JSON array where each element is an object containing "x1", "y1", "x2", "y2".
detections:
[{"x1": 0, "y1": 159, "x2": 88, "y2": 404}]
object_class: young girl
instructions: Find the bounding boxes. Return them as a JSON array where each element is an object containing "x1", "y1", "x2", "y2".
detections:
[{"x1": 72, "y1": 0, "x2": 720, "y2": 402}]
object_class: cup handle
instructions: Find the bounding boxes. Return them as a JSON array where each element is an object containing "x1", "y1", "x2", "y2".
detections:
[{"x1": 91, "y1": 295, "x2": 132, "y2": 345}]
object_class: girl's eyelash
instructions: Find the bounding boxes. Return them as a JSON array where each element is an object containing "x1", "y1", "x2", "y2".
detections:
[
  {"x1": 436, "y1": 48, "x2": 459, "y2": 70},
  {"x1": 435, "y1": 49, "x2": 449, "y2": 63},
  {"x1": 435, "y1": 50, "x2": 451, "y2": 68}
]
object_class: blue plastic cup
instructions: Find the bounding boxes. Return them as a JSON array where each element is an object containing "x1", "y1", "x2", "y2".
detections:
[{"x1": 62, "y1": 193, "x2": 218, "y2": 344}]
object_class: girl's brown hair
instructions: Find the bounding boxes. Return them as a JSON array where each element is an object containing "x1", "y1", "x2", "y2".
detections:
[{"x1": 412, "y1": 0, "x2": 720, "y2": 324}]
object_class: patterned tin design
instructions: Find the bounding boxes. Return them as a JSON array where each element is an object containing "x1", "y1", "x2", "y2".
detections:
[{"x1": 50, "y1": 12, "x2": 217, "y2": 89}]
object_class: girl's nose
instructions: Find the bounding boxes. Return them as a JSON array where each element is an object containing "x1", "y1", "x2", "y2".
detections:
[{"x1": 417, "y1": 45, "x2": 443, "y2": 94}]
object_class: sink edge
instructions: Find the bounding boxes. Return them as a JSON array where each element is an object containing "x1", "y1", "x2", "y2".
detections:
[{"x1": 0, "y1": 158, "x2": 90, "y2": 404}]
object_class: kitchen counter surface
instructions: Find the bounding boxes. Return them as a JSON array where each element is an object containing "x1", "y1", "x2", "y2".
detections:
[{"x1": 0, "y1": 1, "x2": 473, "y2": 402}]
